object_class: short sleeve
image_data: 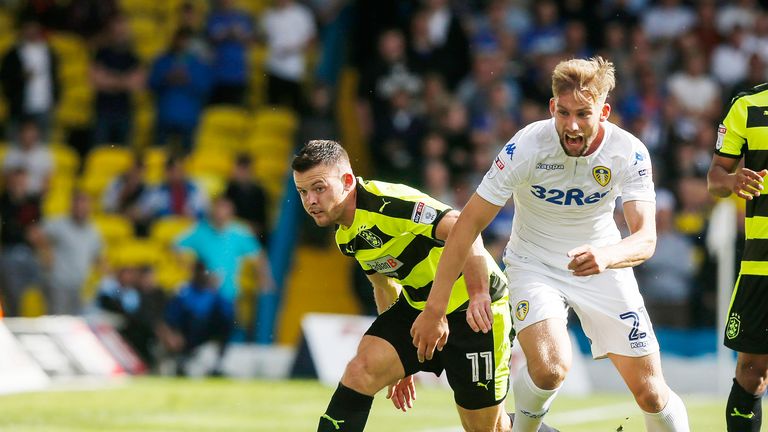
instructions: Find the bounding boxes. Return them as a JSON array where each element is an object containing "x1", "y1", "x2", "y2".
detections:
[
  {"x1": 476, "y1": 135, "x2": 530, "y2": 206},
  {"x1": 716, "y1": 98, "x2": 747, "y2": 158},
  {"x1": 621, "y1": 142, "x2": 655, "y2": 203}
]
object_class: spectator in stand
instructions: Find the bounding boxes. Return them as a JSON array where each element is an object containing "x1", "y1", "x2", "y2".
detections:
[
  {"x1": 297, "y1": 84, "x2": 339, "y2": 144},
  {"x1": 162, "y1": 259, "x2": 234, "y2": 376},
  {"x1": 39, "y1": 191, "x2": 103, "y2": 315},
  {"x1": 97, "y1": 264, "x2": 167, "y2": 369},
  {"x1": 411, "y1": 0, "x2": 470, "y2": 91},
  {"x1": 178, "y1": 1, "x2": 212, "y2": 62},
  {"x1": 666, "y1": 51, "x2": 721, "y2": 124},
  {"x1": 0, "y1": 14, "x2": 59, "y2": 140},
  {"x1": 148, "y1": 28, "x2": 211, "y2": 153},
  {"x1": 519, "y1": 0, "x2": 565, "y2": 58},
  {"x1": 224, "y1": 154, "x2": 270, "y2": 245},
  {"x1": 205, "y1": 0, "x2": 254, "y2": 106},
  {"x1": 641, "y1": 0, "x2": 695, "y2": 43},
  {"x1": 141, "y1": 154, "x2": 208, "y2": 222},
  {"x1": 3, "y1": 119, "x2": 52, "y2": 196},
  {"x1": 0, "y1": 168, "x2": 43, "y2": 317},
  {"x1": 102, "y1": 157, "x2": 149, "y2": 236},
  {"x1": 261, "y1": 0, "x2": 316, "y2": 111},
  {"x1": 90, "y1": 15, "x2": 145, "y2": 146},
  {"x1": 175, "y1": 196, "x2": 274, "y2": 306},
  {"x1": 711, "y1": 25, "x2": 750, "y2": 91},
  {"x1": 357, "y1": 29, "x2": 415, "y2": 141}
]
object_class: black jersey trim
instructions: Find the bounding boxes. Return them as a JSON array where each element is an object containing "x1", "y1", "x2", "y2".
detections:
[{"x1": 743, "y1": 238, "x2": 768, "y2": 262}]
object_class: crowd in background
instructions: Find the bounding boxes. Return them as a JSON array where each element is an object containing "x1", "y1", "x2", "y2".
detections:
[{"x1": 0, "y1": 0, "x2": 766, "y2": 369}]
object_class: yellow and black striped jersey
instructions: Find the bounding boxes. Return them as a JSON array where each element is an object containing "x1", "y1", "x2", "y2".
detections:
[
  {"x1": 716, "y1": 83, "x2": 768, "y2": 275},
  {"x1": 336, "y1": 178, "x2": 506, "y2": 313}
]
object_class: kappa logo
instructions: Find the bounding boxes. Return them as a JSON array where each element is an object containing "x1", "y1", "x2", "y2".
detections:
[
  {"x1": 359, "y1": 229, "x2": 383, "y2": 248},
  {"x1": 726, "y1": 313, "x2": 741, "y2": 340},
  {"x1": 504, "y1": 142, "x2": 517, "y2": 157},
  {"x1": 592, "y1": 166, "x2": 611, "y2": 187},
  {"x1": 633, "y1": 152, "x2": 644, "y2": 166},
  {"x1": 515, "y1": 300, "x2": 529, "y2": 321},
  {"x1": 536, "y1": 162, "x2": 565, "y2": 171}
]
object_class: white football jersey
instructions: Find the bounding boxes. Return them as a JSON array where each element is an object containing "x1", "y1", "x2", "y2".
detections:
[{"x1": 477, "y1": 119, "x2": 655, "y2": 270}]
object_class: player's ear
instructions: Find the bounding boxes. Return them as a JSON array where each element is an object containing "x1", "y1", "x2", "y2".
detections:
[
  {"x1": 341, "y1": 172, "x2": 355, "y2": 191},
  {"x1": 600, "y1": 103, "x2": 611, "y2": 121},
  {"x1": 549, "y1": 97, "x2": 556, "y2": 116}
]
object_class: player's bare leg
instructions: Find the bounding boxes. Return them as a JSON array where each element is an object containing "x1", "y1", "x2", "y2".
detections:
[
  {"x1": 609, "y1": 352, "x2": 689, "y2": 431},
  {"x1": 726, "y1": 352, "x2": 768, "y2": 431},
  {"x1": 512, "y1": 318, "x2": 571, "y2": 432},
  {"x1": 318, "y1": 335, "x2": 404, "y2": 432},
  {"x1": 456, "y1": 402, "x2": 510, "y2": 432}
]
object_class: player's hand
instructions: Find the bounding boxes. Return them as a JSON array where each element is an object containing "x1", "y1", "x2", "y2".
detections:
[
  {"x1": 386, "y1": 375, "x2": 416, "y2": 412},
  {"x1": 732, "y1": 168, "x2": 768, "y2": 200},
  {"x1": 410, "y1": 308, "x2": 449, "y2": 363},
  {"x1": 567, "y1": 244, "x2": 609, "y2": 276},
  {"x1": 466, "y1": 292, "x2": 493, "y2": 333}
]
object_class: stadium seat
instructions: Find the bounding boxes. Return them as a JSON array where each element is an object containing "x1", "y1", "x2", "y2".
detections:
[
  {"x1": 251, "y1": 107, "x2": 298, "y2": 139},
  {"x1": 50, "y1": 144, "x2": 80, "y2": 177},
  {"x1": 155, "y1": 254, "x2": 191, "y2": 291},
  {"x1": 198, "y1": 106, "x2": 250, "y2": 142},
  {"x1": 149, "y1": 216, "x2": 194, "y2": 247},
  {"x1": 85, "y1": 146, "x2": 134, "y2": 179},
  {"x1": 185, "y1": 149, "x2": 233, "y2": 179},
  {"x1": 108, "y1": 238, "x2": 164, "y2": 268},
  {"x1": 93, "y1": 214, "x2": 134, "y2": 247},
  {"x1": 42, "y1": 190, "x2": 71, "y2": 217},
  {"x1": 56, "y1": 85, "x2": 94, "y2": 128},
  {"x1": 143, "y1": 147, "x2": 167, "y2": 185}
]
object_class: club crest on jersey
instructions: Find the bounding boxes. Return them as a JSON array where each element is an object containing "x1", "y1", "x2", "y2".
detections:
[
  {"x1": 359, "y1": 230, "x2": 382, "y2": 248},
  {"x1": 726, "y1": 312, "x2": 741, "y2": 340},
  {"x1": 515, "y1": 300, "x2": 529, "y2": 321},
  {"x1": 592, "y1": 166, "x2": 611, "y2": 187}
]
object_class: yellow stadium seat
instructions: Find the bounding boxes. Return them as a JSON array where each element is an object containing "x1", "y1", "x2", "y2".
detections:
[
  {"x1": 85, "y1": 145, "x2": 135, "y2": 179},
  {"x1": 43, "y1": 190, "x2": 71, "y2": 217},
  {"x1": 251, "y1": 107, "x2": 298, "y2": 138},
  {"x1": 155, "y1": 254, "x2": 191, "y2": 291},
  {"x1": 56, "y1": 85, "x2": 94, "y2": 128},
  {"x1": 195, "y1": 131, "x2": 241, "y2": 153},
  {"x1": 79, "y1": 175, "x2": 113, "y2": 210},
  {"x1": 50, "y1": 144, "x2": 80, "y2": 176},
  {"x1": 108, "y1": 238, "x2": 164, "y2": 268},
  {"x1": 48, "y1": 32, "x2": 88, "y2": 61},
  {"x1": 185, "y1": 149, "x2": 233, "y2": 178},
  {"x1": 143, "y1": 147, "x2": 167, "y2": 184},
  {"x1": 193, "y1": 174, "x2": 226, "y2": 199},
  {"x1": 199, "y1": 106, "x2": 250, "y2": 140},
  {"x1": 150, "y1": 215, "x2": 194, "y2": 247},
  {"x1": 93, "y1": 214, "x2": 134, "y2": 246}
]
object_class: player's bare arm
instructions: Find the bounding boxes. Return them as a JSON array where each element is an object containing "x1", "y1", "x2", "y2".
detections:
[
  {"x1": 568, "y1": 200, "x2": 656, "y2": 276},
  {"x1": 367, "y1": 272, "x2": 401, "y2": 314},
  {"x1": 707, "y1": 154, "x2": 767, "y2": 200},
  {"x1": 411, "y1": 194, "x2": 502, "y2": 362},
  {"x1": 436, "y1": 210, "x2": 493, "y2": 334}
]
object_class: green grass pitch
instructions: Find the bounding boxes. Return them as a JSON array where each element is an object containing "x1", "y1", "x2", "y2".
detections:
[{"x1": 0, "y1": 377, "x2": 749, "y2": 430}]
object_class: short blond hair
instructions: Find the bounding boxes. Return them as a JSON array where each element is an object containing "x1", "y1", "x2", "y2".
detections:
[{"x1": 551, "y1": 56, "x2": 615, "y2": 105}]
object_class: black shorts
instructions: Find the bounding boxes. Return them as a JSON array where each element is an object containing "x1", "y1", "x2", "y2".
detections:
[
  {"x1": 724, "y1": 275, "x2": 768, "y2": 354},
  {"x1": 365, "y1": 293, "x2": 513, "y2": 410}
]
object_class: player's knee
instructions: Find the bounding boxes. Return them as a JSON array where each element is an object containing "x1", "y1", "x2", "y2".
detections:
[
  {"x1": 531, "y1": 360, "x2": 569, "y2": 390},
  {"x1": 460, "y1": 415, "x2": 502, "y2": 432},
  {"x1": 342, "y1": 356, "x2": 379, "y2": 393},
  {"x1": 632, "y1": 383, "x2": 666, "y2": 413},
  {"x1": 736, "y1": 360, "x2": 768, "y2": 394}
]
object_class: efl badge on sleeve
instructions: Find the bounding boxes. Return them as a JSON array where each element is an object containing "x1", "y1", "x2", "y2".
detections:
[
  {"x1": 592, "y1": 166, "x2": 611, "y2": 187},
  {"x1": 716, "y1": 124, "x2": 726, "y2": 150}
]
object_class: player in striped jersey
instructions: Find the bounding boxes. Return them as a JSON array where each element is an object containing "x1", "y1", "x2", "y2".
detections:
[
  {"x1": 708, "y1": 83, "x2": 768, "y2": 432},
  {"x1": 293, "y1": 140, "x2": 556, "y2": 432}
]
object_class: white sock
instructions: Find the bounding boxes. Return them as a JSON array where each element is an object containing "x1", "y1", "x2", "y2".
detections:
[
  {"x1": 643, "y1": 390, "x2": 690, "y2": 432},
  {"x1": 512, "y1": 367, "x2": 560, "y2": 432}
]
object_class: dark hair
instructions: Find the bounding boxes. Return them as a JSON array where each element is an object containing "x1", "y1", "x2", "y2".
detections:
[{"x1": 291, "y1": 140, "x2": 350, "y2": 173}]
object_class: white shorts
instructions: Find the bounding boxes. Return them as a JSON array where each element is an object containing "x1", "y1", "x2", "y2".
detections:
[{"x1": 505, "y1": 249, "x2": 659, "y2": 359}]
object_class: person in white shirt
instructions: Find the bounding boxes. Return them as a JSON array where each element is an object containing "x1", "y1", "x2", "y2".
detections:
[{"x1": 410, "y1": 57, "x2": 691, "y2": 432}]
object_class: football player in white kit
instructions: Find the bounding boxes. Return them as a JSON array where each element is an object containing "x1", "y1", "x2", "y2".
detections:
[{"x1": 409, "y1": 57, "x2": 690, "y2": 431}]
